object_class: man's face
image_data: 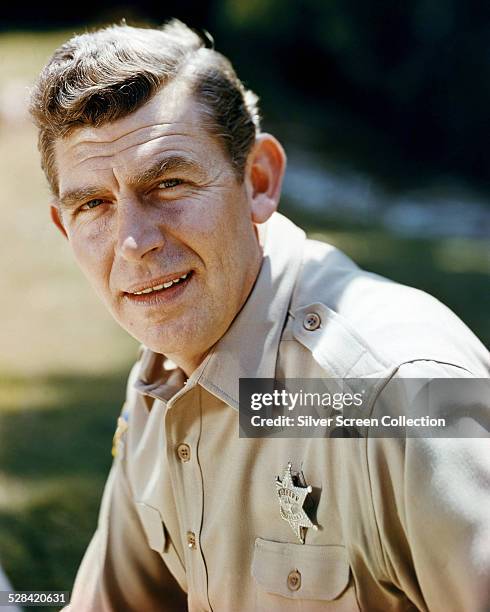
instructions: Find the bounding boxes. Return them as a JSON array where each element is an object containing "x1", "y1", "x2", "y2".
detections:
[{"x1": 54, "y1": 83, "x2": 263, "y2": 371}]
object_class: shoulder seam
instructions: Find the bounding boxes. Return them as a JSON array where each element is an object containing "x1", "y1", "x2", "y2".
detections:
[{"x1": 393, "y1": 358, "x2": 479, "y2": 377}]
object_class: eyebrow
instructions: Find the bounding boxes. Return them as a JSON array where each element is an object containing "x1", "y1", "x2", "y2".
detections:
[
  {"x1": 58, "y1": 154, "x2": 207, "y2": 210},
  {"x1": 58, "y1": 186, "x2": 104, "y2": 211},
  {"x1": 131, "y1": 155, "x2": 207, "y2": 189}
]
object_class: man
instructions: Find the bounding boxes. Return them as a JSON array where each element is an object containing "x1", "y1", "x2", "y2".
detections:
[{"x1": 29, "y1": 20, "x2": 489, "y2": 612}]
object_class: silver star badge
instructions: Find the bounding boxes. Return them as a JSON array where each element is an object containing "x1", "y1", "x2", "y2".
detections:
[{"x1": 275, "y1": 462, "x2": 318, "y2": 544}]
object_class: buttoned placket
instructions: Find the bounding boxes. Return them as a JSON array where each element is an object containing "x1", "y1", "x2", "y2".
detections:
[{"x1": 164, "y1": 384, "x2": 213, "y2": 612}]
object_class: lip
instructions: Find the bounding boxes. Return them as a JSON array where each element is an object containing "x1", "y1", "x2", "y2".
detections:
[
  {"x1": 123, "y1": 270, "x2": 194, "y2": 304},
  {"x1": 123, "y1": 270, "x2": 193, "y2": 295}
]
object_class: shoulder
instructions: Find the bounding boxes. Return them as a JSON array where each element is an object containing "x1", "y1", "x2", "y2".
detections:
[
  {"x1": 279, "y1": 237, "x2": 489, "y2": 378},
  {"x1": 365, "y1": 361, "x2": 490, "y2": 609}
]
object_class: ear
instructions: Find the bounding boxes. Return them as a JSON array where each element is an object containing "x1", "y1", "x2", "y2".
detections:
[
  {"x1": 244, "y1": 133, "x2": 286, "y2": 224},
  {"x1": 50, "y1": 203, "x2": 68, "y2": 239}
]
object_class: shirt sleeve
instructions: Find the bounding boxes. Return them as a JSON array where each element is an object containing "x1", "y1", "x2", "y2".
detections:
[
  {"x1": 63, "y1": 455, "x2": 188, "y2": 612},
  {"x1": 367, "y1": 360, "x2": 490, "y2": 612}
]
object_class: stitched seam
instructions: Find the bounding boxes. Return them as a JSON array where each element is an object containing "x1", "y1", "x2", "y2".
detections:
[
  {"x1": 392, "y1": 358, "x2": 478, "y2": 377},
  {"x1": 200, "y1": 378, "x2": 237, "y2": 408},
  {"x1": 364, "y1": 369, "x2": 400, "y2": 582}
]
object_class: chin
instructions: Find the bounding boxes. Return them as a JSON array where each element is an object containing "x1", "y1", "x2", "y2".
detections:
[{"x1": 133, "y1": 320, "x2": 211, "y2": 357}]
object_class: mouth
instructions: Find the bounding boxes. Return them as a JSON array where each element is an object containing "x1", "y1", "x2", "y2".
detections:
[{"x1": 123, "y1": 270, "x2": 194, "y2": 304}]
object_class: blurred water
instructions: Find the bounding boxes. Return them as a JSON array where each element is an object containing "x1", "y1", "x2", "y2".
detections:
[{"x1": 283, "y1": 149, "x2": 490, "y2": 239}]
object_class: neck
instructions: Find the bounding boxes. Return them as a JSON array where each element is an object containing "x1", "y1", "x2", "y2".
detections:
[
  {"x1": 168, "y1": 246, "x2": 264, "y2": 378},
  {"x1": 170, "y1": 349, "x2": 211, "y2": 379}
]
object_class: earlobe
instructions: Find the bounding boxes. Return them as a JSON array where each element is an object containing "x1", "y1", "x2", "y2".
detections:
[
  {"x1": 50, "y1": 204, "x2": 68, "y2": 239},
  {"x1": 246, "y1": 134, "x2": 286, "y2": 224}
]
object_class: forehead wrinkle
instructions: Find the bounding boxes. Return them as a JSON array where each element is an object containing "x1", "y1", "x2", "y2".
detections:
[
  {"x1": 73, "y1": 121, "x2": 194, "y2": 148},
  {"x1": 67, "y1": 119, "x2": 198, "y2": 156},
  {"x1": 71, "y1": 130, "x2": 208, "y2": 170}
]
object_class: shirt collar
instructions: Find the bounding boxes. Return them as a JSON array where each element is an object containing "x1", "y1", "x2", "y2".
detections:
[{"x1": 134, "y1": 212, "x2": 306, "y2": 409}]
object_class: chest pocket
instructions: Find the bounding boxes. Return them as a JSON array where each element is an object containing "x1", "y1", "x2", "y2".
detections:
[
  {"x1": 252, "y1": 538, "x2": 360, "y2": 611},
  {"x1": 135, "y1": 501, "x2": 187, "y2": 592},
  {"x1": 135, "y1": 502, "x2": 167, "y2": 552}
]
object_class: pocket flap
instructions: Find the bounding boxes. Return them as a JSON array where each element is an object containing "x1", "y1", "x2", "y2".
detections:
[
  {"x1": 135, "y1": 502, "x2": 166, "y2": 553},
  {"x1": 252, "y1": 538, "x2": 350, "y2": 601}
]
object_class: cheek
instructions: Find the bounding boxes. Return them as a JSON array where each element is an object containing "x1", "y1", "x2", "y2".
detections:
[
  {"x1": 205, "y1": 221, "x2": 257, "y2": 298},
  {"x1": 165, "y1": 196, "x2": 236, "y2": 258},
  {"x1": 69, "y1": 224, "x2": 114, "y2": 290},
  {"x1": 172, "y1": 197, "x2": 224, "y2": 233}
]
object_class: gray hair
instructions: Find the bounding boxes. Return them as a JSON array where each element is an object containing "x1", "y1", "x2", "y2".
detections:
[{"x1": 29, "y1": 19, "x2": 261, "y2": 195}]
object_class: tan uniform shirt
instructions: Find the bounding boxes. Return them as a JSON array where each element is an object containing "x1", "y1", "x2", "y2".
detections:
[{"x1": 66, "y1": 213, "x2": 490, "y2": 611}]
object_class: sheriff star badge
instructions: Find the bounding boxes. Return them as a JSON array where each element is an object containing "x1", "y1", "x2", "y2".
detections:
[{"x1": 275, "y1": 462, "x2": 318, "y2": 544}]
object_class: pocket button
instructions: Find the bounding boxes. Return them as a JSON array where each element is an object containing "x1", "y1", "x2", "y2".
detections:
[
  {"x1": 287, "y1": 569, "x2": 301, "y2": 592},
  {"x1": 303, "y1": 312, "x2": 321, "y2": 331}
]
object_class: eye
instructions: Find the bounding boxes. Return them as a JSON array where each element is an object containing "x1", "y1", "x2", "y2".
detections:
[
  {"x1": 157, "y1": 178, "x2": 184, "y2": 189},
  {"x1": 80, "y1": 199, "x2": 105, "y2": 211}
]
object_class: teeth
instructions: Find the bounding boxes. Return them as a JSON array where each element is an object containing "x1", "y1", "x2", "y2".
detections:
[{"x1": 132, "y1": 272, "x2": 189, "y2": 295}]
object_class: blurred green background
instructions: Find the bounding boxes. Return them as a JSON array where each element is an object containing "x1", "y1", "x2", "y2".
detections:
[{"x1": 0, "y1": 2, "x2": 489, "y2": 609}]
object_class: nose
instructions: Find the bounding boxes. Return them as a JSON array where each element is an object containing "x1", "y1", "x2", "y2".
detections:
[{"x1": 115, "y1": 197, "x2": 165, "y2": 262}]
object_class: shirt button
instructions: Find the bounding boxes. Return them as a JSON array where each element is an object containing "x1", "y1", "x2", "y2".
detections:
[
  {"x1": 186, "y1": 531, "x2": 197, "y2": 549},
  {"x1": 176, "y1": 443, "x2": 191, "y2": 462},
  {"x1": 287, "y1": 569, "x2": 301, "y2": 591},
  {"x1": 303, "y1": 312, "x2": 321, "y2": 331}
]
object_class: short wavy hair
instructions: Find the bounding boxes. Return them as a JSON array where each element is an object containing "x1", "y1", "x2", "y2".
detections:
[{"x1": 29, "y1": 19, "x2": 261, "y2": 195}]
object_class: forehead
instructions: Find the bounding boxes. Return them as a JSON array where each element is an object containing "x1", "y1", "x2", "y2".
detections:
[{"x1": 54, "y1": 81, "x2": 227, "y2": 193}]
